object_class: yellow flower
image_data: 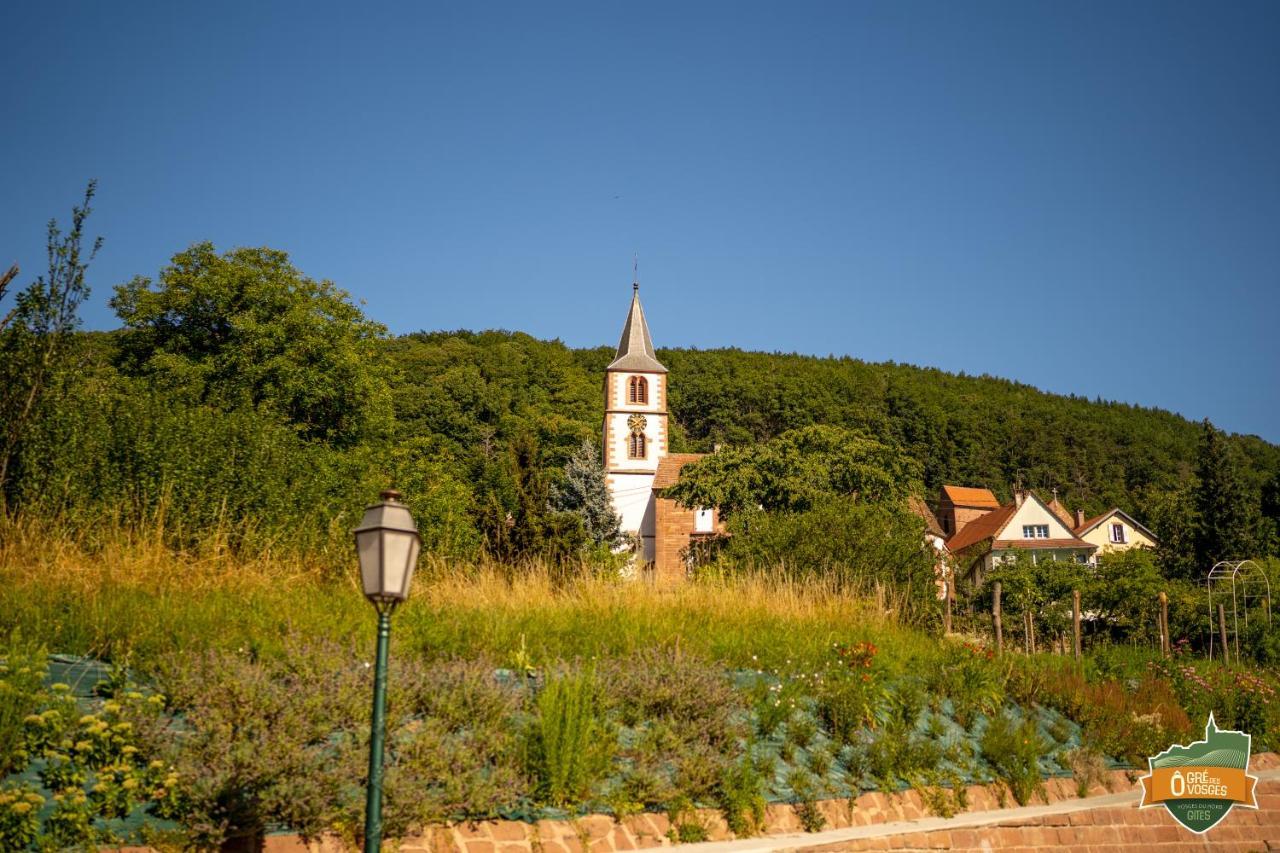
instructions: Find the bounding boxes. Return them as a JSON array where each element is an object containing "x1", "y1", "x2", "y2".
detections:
[
  {"x1": 122, "y1": 779, "x2": 138, "y2": 791},
  {"x1": 74, "y1": 740, "x2": 93, "y2": 752},
  {"x1": 11, "y1": 802, "x2": 31, "y2": 815},
  {"x1": 78, "y1": 714, "x2": 97, "y2": 725}
]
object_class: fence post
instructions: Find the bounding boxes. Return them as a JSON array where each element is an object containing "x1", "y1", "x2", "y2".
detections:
[
  {"x1": 992, "y1": 581, "x2": 1003, "y2": 656},
  {"x1": 1159, "y1": 591, "x2": 1169, "y2": 657},
  {"x1": 1073, "y1": 588, "x2": 1082, "y2": 660},
  {"x1": 944, "y1": 589, "x2": 952, "y2": 635}
]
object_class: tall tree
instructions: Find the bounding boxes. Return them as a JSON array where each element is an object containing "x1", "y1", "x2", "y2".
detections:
[
  {"x1": 550, "y1": 440, "x2": 622, "y2": 547},
  {"x1": 111, "y1": 243, "x2": 391, "y2": 446},
  {"x1": 0, "y1": 181, "x2": 101, "y2": 499},
  {"x1": 1193, "y1": 419, "x2": 1257, "y2": 566}
]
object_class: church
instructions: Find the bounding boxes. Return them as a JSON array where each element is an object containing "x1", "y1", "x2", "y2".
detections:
[{"x1": 601, "y1": 284, "x2": 722, "y2": 584}]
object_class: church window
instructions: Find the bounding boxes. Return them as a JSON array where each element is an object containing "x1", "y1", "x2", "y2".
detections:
[
  {"x1": 629, "y1": 376, "x2": 648, "y2": 404},
  {"x1": 628, "y1": 431, "x2": 646, "y2": 459}
]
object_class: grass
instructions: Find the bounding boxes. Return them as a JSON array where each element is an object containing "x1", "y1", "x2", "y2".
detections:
[{"x1": 0, "y1": 515, "x2": 932, "y2": 676}]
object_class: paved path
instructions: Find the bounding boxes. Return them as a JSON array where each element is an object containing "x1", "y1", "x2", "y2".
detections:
[{"x1": 672, "y1": 767, "x2": 1280, "y2": 852}]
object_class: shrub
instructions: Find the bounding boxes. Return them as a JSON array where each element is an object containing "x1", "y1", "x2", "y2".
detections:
[
  {"x1": 980, "y1": 712, "x2": 1047, "y2": 806},
  {"x1": 786, "y1": 769, "x2": 827, "y2": 832},
  {"x1": 525, "y1": 666, "x2": 613, "y2": 807},
  {"x1": 0, "y1": 630, "x2": 47, "y2": 775},
  {"x1": 816, "y1": 641, "x2": 883, "y2": 746},
  {"x1": 717, "y1": 754, "x2": 767, "y2": 837},
  {"x1": 375, "y1": 660, "x2": 526, "y2": 830},
  {"x1": 927, "y1": 641, "x2": 1003, "y2": 727}
]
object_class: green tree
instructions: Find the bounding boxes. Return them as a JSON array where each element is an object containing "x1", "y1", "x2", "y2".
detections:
[
  {"x1": 550, "y1": 440, "x2": 622, "y2": 548},
  {"x1": 0, "y1": 181, "x2": 101, "y2": 499},
  {"x1": 1194, "y1": 419, "x2": 1257, "y2": 566},
  {"x1": 111, "y1": 243, "x2": 391, "y2": 446},
  {"x1": 665, "y1": 424, "x2": 921, "y2": 517},
  {"x1": 1139, "y1": 484, "x2": 1199, "y2": 581}
]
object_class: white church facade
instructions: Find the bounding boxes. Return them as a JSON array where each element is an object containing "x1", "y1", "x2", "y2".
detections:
[{"x1": 602, "y1": 284, "x2": 721, "y2": 581}]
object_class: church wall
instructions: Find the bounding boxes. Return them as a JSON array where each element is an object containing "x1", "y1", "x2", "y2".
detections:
[{"x1": 607, "y1": 472, "x2": 656, "y2": 559}]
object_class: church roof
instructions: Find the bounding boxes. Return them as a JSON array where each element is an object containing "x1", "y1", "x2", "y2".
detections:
[
  {"x1": 607, "y1": 284, "x2": 668, "y2": 373},
  {"x1": 652, "y1": 453, "x2": 706, "y2": 489}
]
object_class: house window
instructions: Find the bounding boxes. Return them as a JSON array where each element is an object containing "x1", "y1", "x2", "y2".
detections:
[
  {"x1": 628, "y1": 432, "x2": 646, "y2": 459},
  {"x1": 1075, "y1": 553, "x2": 1090, "y2": 564},
  {"x1": 1022, "y1": 524, "x2": 1049, "y2": 539},
  {"x1": 1110, "y1": 523, "x2": 1127, "y2": 544},
  {"x1": 629, "y1": 376, "x2": 648, "y2": 404},
  {"x1": 695, "y1": 508, "x2": 714, "y2": 533}
]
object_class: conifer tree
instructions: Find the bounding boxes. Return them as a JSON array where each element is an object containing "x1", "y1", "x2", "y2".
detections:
[
  {"x1": 550, "y1": 440, "x2": 622, "y2": 547},
  {"x1": 1193, "y1": 419, "x2": 1256, "y2": 566}
]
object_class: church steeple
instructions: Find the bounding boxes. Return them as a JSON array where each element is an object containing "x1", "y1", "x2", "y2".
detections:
[{"x1": 607, "y1": 284, "x2": 667, "y2": 373}]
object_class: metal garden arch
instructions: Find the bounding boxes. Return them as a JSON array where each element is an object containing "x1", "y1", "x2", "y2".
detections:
[{"x1": 1206, "y1": 559, "x2": 1271, "y2": 663}]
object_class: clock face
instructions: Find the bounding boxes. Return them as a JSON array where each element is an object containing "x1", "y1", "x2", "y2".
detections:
[{"x1": 627, "y1": 414, "x2": 648, "y2": 434}]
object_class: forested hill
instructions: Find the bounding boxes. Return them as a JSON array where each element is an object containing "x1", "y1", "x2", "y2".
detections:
[{"x1": 386, "y1": 329, "x2": 1278, "y2": 515}]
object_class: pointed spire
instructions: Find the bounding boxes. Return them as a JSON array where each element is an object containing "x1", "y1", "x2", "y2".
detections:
[{"x1": 607, "y1": 283, "x2": 667, "y2": 373}]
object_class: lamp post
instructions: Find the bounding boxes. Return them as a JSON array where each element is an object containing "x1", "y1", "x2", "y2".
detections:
[{"x1": 354, "y1": 489, "x2": 422, "y2": 853}]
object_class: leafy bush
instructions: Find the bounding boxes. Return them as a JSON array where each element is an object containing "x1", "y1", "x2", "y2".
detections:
[
  {"x1": 980, "y1": 712, "x2": 1047, "y2": 806},
  {"x1": 717, "y1": 755, "x2": 767, "y2": 837},
  {"x1": 816, "y1": 641, "x2": 885, "y2": 746},
  {"x1": 0, "y1": 631, "x2": 46, "y2": 775},
  {"x1": 926, "y1": 641, "x2": 1003, "y2": 727},
  {"x1": 525, "y1": 666, "x2": 613, "y2": 807}
]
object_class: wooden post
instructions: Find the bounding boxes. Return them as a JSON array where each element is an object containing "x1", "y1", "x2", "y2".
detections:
[
  {"x1": 1025, "y1": 608, "x2": 1036, "y2": 655},
  {"x1": 992, "y1": 581, "x2": 1003, "y2": 656},
  {"x1": 1073, "y1": 588, "x2": 1082, "y2": 660},
  {"x1": 1159, "y1": 591, "x2": 1169, "y2": 657},
  {"x1": 944, "y1": 590, "x2": 952, "y2": 635},
  {"x1": 1217, "y1": 603, "x2": 1230, "y2": 666}
]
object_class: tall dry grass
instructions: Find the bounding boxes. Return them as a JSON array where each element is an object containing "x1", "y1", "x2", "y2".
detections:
[{"x1": 0, "y1": 513, "x2": 934, "y2": 675}]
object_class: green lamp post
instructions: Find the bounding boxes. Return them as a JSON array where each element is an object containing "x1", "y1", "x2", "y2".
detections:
[{"x1": 354, "y1": 489, "x2": 421, "y2": 853}]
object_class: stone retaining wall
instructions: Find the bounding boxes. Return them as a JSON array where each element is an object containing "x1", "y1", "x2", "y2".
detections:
[
  {"x1": 131, "y1": 752, "x2": 1280, "y2": 852},
  {"x1": 796, "y1": 776, "x2": 1280, "y2": 852}
]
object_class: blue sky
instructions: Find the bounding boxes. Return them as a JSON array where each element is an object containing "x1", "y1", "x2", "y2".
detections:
[{"x1": 3, "y1": 1, "x2": 1278, "y2": 440}]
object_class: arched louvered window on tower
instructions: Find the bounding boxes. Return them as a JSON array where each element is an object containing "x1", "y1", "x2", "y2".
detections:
[
  {"x1": 628, "y1": 432, "x2": 646, "y2": 459},
  {"x1": 629, "y1": 376, "x2": 648, "y2": 404}
]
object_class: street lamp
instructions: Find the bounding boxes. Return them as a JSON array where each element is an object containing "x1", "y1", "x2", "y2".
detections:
[{"x1": 354, "y1": 489, "x2": 421, "y2": 853}]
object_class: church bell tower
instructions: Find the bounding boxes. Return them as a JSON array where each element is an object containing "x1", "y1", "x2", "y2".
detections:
[{"x1": 603, "y1": 282, "x2": 668, "y2": 561}]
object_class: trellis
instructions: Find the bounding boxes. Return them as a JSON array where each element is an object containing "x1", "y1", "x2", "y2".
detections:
[{"x1": 1206, "y1": 559, "x2": 1271, "y2": 664}]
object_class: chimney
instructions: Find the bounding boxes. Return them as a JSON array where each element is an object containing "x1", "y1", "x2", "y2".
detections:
[
  {"x1": 1013, "y1": 489, "x2": 1025, "y2": 508},
  {"x1": 1074, "y1": 509, "x2": 1086, "y2": 529}
]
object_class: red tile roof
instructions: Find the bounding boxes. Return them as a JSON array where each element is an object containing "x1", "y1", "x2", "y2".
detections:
[
  {"x1": 940, "y1": 485, "x2": 1000, "y2": 508},
  {"x1": 651, "y1": 453, "x2": 706, "y2": 489},
  {"x1": 945, "y1": 504, "x2": 1016, "y2": 553},
  {"x1": 1074, "y1": 511, "x2": 1112, "y2": 535},
  {"x1": 1046, "y1": 497, "x2": 1075, "y2": 529},
  {"x1": 993, "y1": 539, "x2": 1097, "y2": 551}
]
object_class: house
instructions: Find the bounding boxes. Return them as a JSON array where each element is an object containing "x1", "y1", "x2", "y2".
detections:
[
  {"x1": 602, "y1": 283, "x2": 721, "y2": 583},
  {"x1": 1072, "y1": 507, "x2": 1158, "y2": 556},
  {"x1": 908, "y1": 495, "x2": 952, "y2": 599},
  {"x1": 943, "y1": 488, "x2": 1096, "y2": 586},
  {"x1": 935, "y1": 485, "x2": 1001, "y2": 538}
]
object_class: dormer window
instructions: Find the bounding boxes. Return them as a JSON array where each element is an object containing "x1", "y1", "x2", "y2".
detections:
[
  {"x1": 629, "y1": 376, "x2": 648, "y2": 404},
  {"x1": 628, "y1": 432, "x2": 646, "y2": 459}
]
